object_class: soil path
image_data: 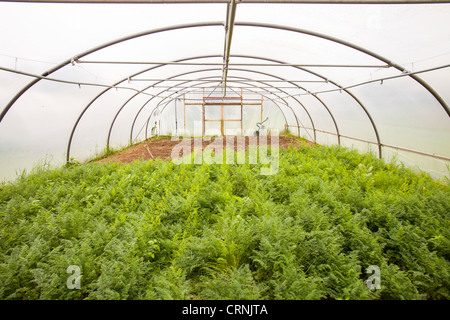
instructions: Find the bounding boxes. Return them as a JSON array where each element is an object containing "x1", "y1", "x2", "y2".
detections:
[{"x1": 97, "y1": 135, "x2": 314, "y2": 164}]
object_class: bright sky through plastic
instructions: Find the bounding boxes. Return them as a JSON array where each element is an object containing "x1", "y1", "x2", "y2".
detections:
[{"x1": 0, "y1": 2, "x2": 449, "y2": 181}]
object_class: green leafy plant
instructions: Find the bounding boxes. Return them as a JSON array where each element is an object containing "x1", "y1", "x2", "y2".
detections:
[{"x1": 0, "y1": 138, "x2": 448, "y2": 300}]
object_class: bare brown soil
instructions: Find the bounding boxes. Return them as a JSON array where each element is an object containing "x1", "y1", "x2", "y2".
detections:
[{"x1": 97, "y1": 135, "x2": 314, "y2": 164}]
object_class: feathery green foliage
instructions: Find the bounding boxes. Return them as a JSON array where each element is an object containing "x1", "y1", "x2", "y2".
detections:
[{"x1": 0, "y1": 141, "x2": 449, "y2": 299}]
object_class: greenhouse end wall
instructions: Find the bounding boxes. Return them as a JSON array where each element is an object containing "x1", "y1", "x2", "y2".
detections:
[{"x1": 0, "y1": 2, "x2": 449, "y2": 181}]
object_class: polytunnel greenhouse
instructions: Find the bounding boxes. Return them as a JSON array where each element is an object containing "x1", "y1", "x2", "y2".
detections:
[{"x1": 0, "y1": 0, "x2": 449, "y2": 302}]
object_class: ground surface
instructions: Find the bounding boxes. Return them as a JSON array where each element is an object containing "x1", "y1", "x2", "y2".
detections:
[{"x1": 98, "y1": 135, "x2": 314, "y2": 163}]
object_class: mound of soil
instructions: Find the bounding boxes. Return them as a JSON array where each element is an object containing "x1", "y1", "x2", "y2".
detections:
[{"x1": 97, "y1": 135, "x2": 314, "y2": 164}]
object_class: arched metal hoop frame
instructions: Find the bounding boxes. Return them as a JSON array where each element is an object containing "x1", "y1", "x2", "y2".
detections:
[
  {"x1": 139, "y1": 80, "x2": 294, "y2": 140},
  {"x1": 1, "y1": 21, "x2": 448, "y2": 163},
  {"x1": 137, "y1": 76, "x2": 302, "y2": 140},
  {"x1": 99, "y1": 53, "x2": 351, "y2": 153},
  {"x1": 127, "y1": 67, "x2": 316, "y2": 143},
  {"x1": 106, "y1": 72, "x2": 299, "y2": 149}
]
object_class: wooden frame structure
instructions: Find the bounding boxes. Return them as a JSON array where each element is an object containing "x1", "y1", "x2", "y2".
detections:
[{"x1": 183, "y1": 89, "x2": 263, "y2": 136}]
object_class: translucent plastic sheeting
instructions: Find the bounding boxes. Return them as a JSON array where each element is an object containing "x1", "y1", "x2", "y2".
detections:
[
  {"x1": 236, "y1": 4, "x2": 450, "y2": 72},
  {"x1": 224, "y1": 105, "x2": 241, "y2": 120},
  {"x1": 0, "y1": 82, "x2": 102, "y2": 181},
  {"x1": 0, "y1": 2, "x2": 449, "y2": 181},
  {"x1": 0, "y1": 3, "x2": 229, "y2": 181},
  {"x1": 0, "y1": 69, "x2": 38, "y2": 107},
  {"x1": 0, "y1": 3, "x2": 227, "y2": 62},
  {"x1": 315, "y1": 131, "x2": 339, "y2": 147},
  {"x1": 109, "y1": 93, "x2": 154, "y2": 148},
  {"x1": 293, "y1": 94, "x2": 338, "y2": 135},
  {"x1": 283, "y1": 96, "x2": 316, "y2": 140},
  {"x1": 382, "y1": 147, "x2": 450, "y2": 180},
  {"x1": 260, "y1": 100, "x2": 286, "y2": 134},
  {"x1": 181, "y1": 104, "x2": 203, "y2": 137},
  {"x1": 155, "y1": 94, "x2": 287, "y2": 137},
  {"x1": 349, "y1": 78, "x2": 450, "y2": 157},
  {"x1": 315, "y1": 90, "x2": 378, "y2": 142},
  {"x1": 70, "y1": 88, "x2": 141, "y2": 161},
  {"x1": 418, "y1": 66, "x2": 450, "y2": 120},
  {"x1": 340, "y1": 136, "x2": 380, "y2": 158}
]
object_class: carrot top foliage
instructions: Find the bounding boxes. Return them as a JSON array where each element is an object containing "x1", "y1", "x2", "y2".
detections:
[{"x1": 0, "y1": 143, "x2": 449, "y2": 300}]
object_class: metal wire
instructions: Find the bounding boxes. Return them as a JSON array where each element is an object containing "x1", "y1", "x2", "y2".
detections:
[
  {"x1": 277, "y1": 63, "x2": 450, "y2": 100},
  {"x1": 0, "y1": 65, "x2": 162, "y2": 98},
  {"x1": 77, "y1": 60, "x2": 391, "y2": 68}
]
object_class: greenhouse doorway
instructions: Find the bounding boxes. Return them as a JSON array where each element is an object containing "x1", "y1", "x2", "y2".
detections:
[{"x1": 183, "y1": 92, "x2": 263, "y2": 136}]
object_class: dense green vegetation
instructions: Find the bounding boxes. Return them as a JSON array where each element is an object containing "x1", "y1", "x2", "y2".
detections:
[{"x1": 0, "y1": 141, "x2": 449, "y2": 300}]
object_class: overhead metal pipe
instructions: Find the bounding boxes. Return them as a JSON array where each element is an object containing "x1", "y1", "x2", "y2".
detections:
[
  {"x1": 3, "y1": 20, "x2": 441, "y2": 161},
  {"x1": 78, "y1": 54, "x2": 366, "y2": 160},
  {"x1": 130, "y1": 78, "x2": 326, "y2": 83},
  {"x1": 1, "y1": 21, "x2": 224, "y2": 126},
  {"x1": 233, "y1": 55, "x2": 381, "y2": 155},
  {"x1": 145, "y1": 86, "x2": 315, "y2": 90},
  {"x1": 0, "y1": 65, "x2": 159, "y2": 98},
  {"x1": 78, "y1": 60, "x2": 391, "y2": 68},
  {"x1": 2, "y1": 0, "x2": 449, "y2": 4},
  {"x1": 222, "y1": 0, "x2": 238, "y2": 95},
  {"x1": 284, "y1": 63, "x2": 450, "y2": 98},
  {"x1": 67, "y1": 52, "x2": 373, "y2": 161},
  {"x1": 94, "y1": 53, "x2": 334, "y2": 155},
  {"x1": 234, "y1": 21, "x2": 450, "y2": 118}
]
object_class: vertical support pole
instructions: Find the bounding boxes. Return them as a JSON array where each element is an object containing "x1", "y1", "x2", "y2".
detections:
[
  {"x1": 202, "y1": 103, "x2": 205, "y2": 136},
  {"x1": 222, "y1": 0, "x2": 237, "y2": 95},
  {"x1": 240, "y1": 88, "x2": 243, "y2": 134},
  {"x1": 260, "y1": 95, "x2": 263, "y2": 122},
  {"x1": 221, "y1": 103, "x2": 224, "y2": 136},
  {"x1": 174, "y1": 98, "x2": 178, "y2": 136},
  {"x1": 183, "y1": 94, "x2": 186, "y2": 135},
  {"x1": 240, "y1": 102, "x2": 243, "y2": 135},
  {"x1": 202, "y1": 88, "x2": 205, "y2": 136}
]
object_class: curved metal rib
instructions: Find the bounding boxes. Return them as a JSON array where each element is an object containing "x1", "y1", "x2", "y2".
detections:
[
  {"x1": 126, "y1": 67, "x2": 315, "y2": 146},
  {"x1": 139, "y1": 77, "x2": 300, "y2": 140},
  {"x1": 1, "y1": 22, "x2": 225, "y2": 125},
  {"x1": 234, "y1": 22, "x2": 449, "y2": 117},
  {"x1": 3, "y1": 21, "x2": 445, "y2": 162}
]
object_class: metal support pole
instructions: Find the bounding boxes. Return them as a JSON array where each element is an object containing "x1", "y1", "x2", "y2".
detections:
[
  {"x1": 174, "y1": 97, "x2": 178, "y2": 136},
  {"x1": 222, "y1": 0, "x2": 237, "y2": 95},
  {"x1": 3, "y1": 1, "x2": 449, "y2": 4},
  {"x1": 183, "y1": 94, "x2": 186, "y2": 133}
]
